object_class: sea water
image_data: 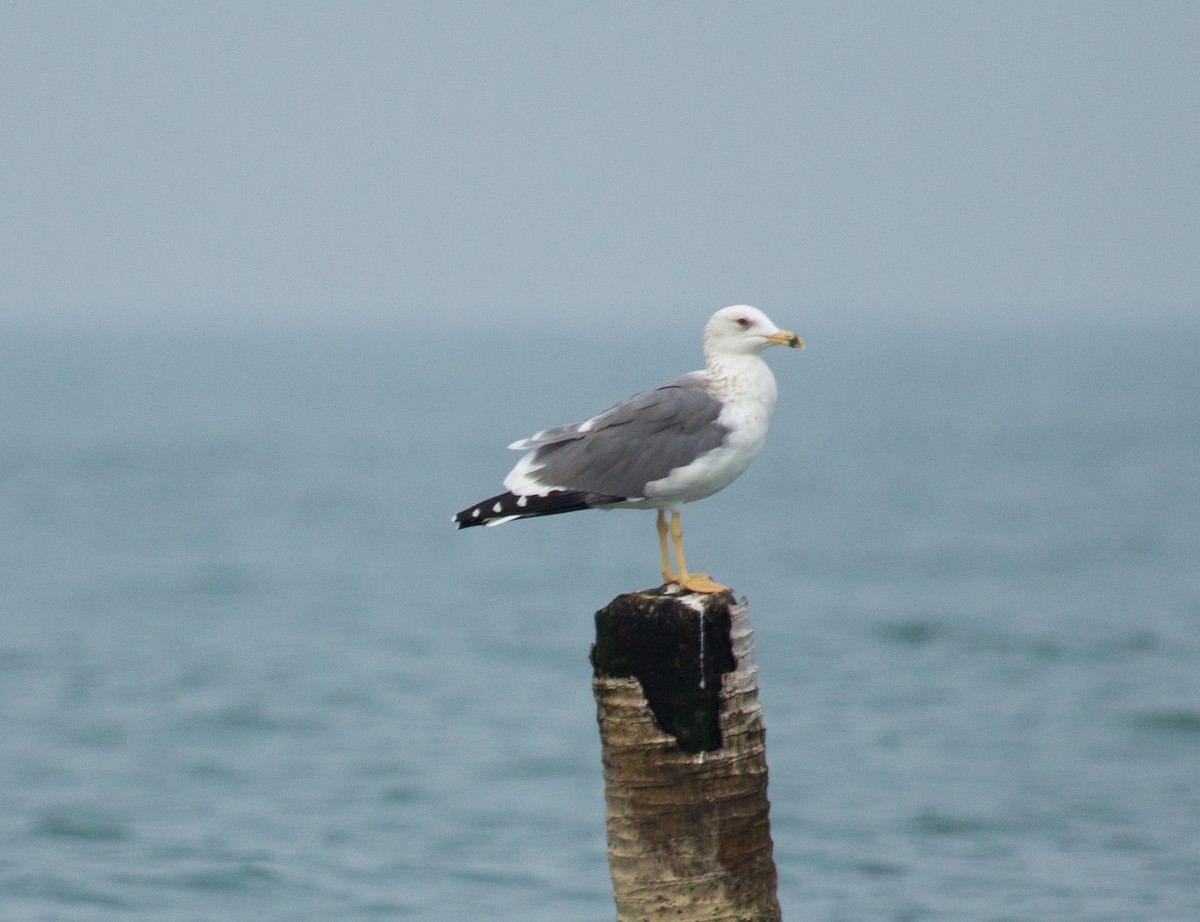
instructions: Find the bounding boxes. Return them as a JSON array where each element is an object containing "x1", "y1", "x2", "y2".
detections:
[{"x1": 1, "y1": 315, "x2": 1197, "y2": 921}]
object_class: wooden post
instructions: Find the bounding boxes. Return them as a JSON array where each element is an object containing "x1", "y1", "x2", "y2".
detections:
[{"x1": 591, "y1": 587, "x2": 781, "y2": 921}]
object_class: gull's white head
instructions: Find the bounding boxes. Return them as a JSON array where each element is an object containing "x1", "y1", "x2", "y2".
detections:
[{"x1": 703, "y1": 305, "x2": 804, "y2": 357}]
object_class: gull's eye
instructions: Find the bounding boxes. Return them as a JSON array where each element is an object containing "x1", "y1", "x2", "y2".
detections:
[{"x1": 736, "y1": 316, "x2": 750, "y2": 329}]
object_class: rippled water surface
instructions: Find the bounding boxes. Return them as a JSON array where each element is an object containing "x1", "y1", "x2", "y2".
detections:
[{"x1": 2, "y1": 316, "x2": 1198, "y2": 920}]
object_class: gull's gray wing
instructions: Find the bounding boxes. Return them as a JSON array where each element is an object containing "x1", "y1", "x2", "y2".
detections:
[{"x1": 509, "y1": 373, "x2": 729, "y2": 499}]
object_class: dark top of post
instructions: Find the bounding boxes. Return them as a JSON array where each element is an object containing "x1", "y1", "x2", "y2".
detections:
[{"x1": 591, "y1": 587, "x2": 738, "y2": 754}]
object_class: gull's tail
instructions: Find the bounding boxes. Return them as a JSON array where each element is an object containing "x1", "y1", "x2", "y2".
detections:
[{"x1": 452, "y1": 490, "x2": 619, "y2": 529}]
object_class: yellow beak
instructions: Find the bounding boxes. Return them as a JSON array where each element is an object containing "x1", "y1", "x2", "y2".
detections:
[{"x1": 766, "y1": 329, "x2": 804, "y2": 349}]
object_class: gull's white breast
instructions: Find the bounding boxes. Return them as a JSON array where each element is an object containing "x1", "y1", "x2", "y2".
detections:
[{"x1": 643, "y1": 355, "x2": 778, "y2": 507}]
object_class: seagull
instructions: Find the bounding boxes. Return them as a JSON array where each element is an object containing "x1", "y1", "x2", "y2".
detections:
[{"x1": 453, "y1": 305, "x2": 803, "y2": 593}]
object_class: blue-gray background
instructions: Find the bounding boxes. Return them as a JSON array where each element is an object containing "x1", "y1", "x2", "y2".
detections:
[
  {"x1": 2, "y1": 2, "x2": 1197, "y2": 328},
  {"x1": 2, "y1": 4, "x2": 1199, "y2": 921}
]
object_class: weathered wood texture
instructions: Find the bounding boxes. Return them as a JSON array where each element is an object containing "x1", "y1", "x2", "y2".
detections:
[{"x1": 592, "y1": 588, "x2": 781, "y2": 922}]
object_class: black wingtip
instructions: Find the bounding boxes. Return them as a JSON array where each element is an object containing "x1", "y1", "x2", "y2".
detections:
[
  {"x1": 451, "y1": 505, "x2": 491, "y2": 529},
  {"x1": 453, "y1": 489, "x2": 621, "y2": 528}
]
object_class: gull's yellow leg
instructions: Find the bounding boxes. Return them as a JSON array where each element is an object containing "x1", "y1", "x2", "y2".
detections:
[
  {"x1": 669, "y1": 511, "x2": 728, "y2": 594},
  {"x1": 656, "y1": 510, "x2": 678, "y2": 583}
]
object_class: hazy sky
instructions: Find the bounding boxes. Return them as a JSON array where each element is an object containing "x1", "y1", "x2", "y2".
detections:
[{"x1": 2, "y1": 2, "x2": 1197, "y2": 329}]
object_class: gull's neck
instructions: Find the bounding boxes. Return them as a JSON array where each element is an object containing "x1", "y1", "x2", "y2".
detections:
[{"x1": 703, "y1": 349, "x2": 778, "y2": 414}]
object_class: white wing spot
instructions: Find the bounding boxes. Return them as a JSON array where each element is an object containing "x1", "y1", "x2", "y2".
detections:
[
  {"x1": 472, "y1": 508, "x2": 481, "y2": 518},
  {"x1": 516, "y1": 496, "x2": 528, "y2": 507},
  {"x1": 492, "y1": 501, "x2": 503, "y2": 513}
]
